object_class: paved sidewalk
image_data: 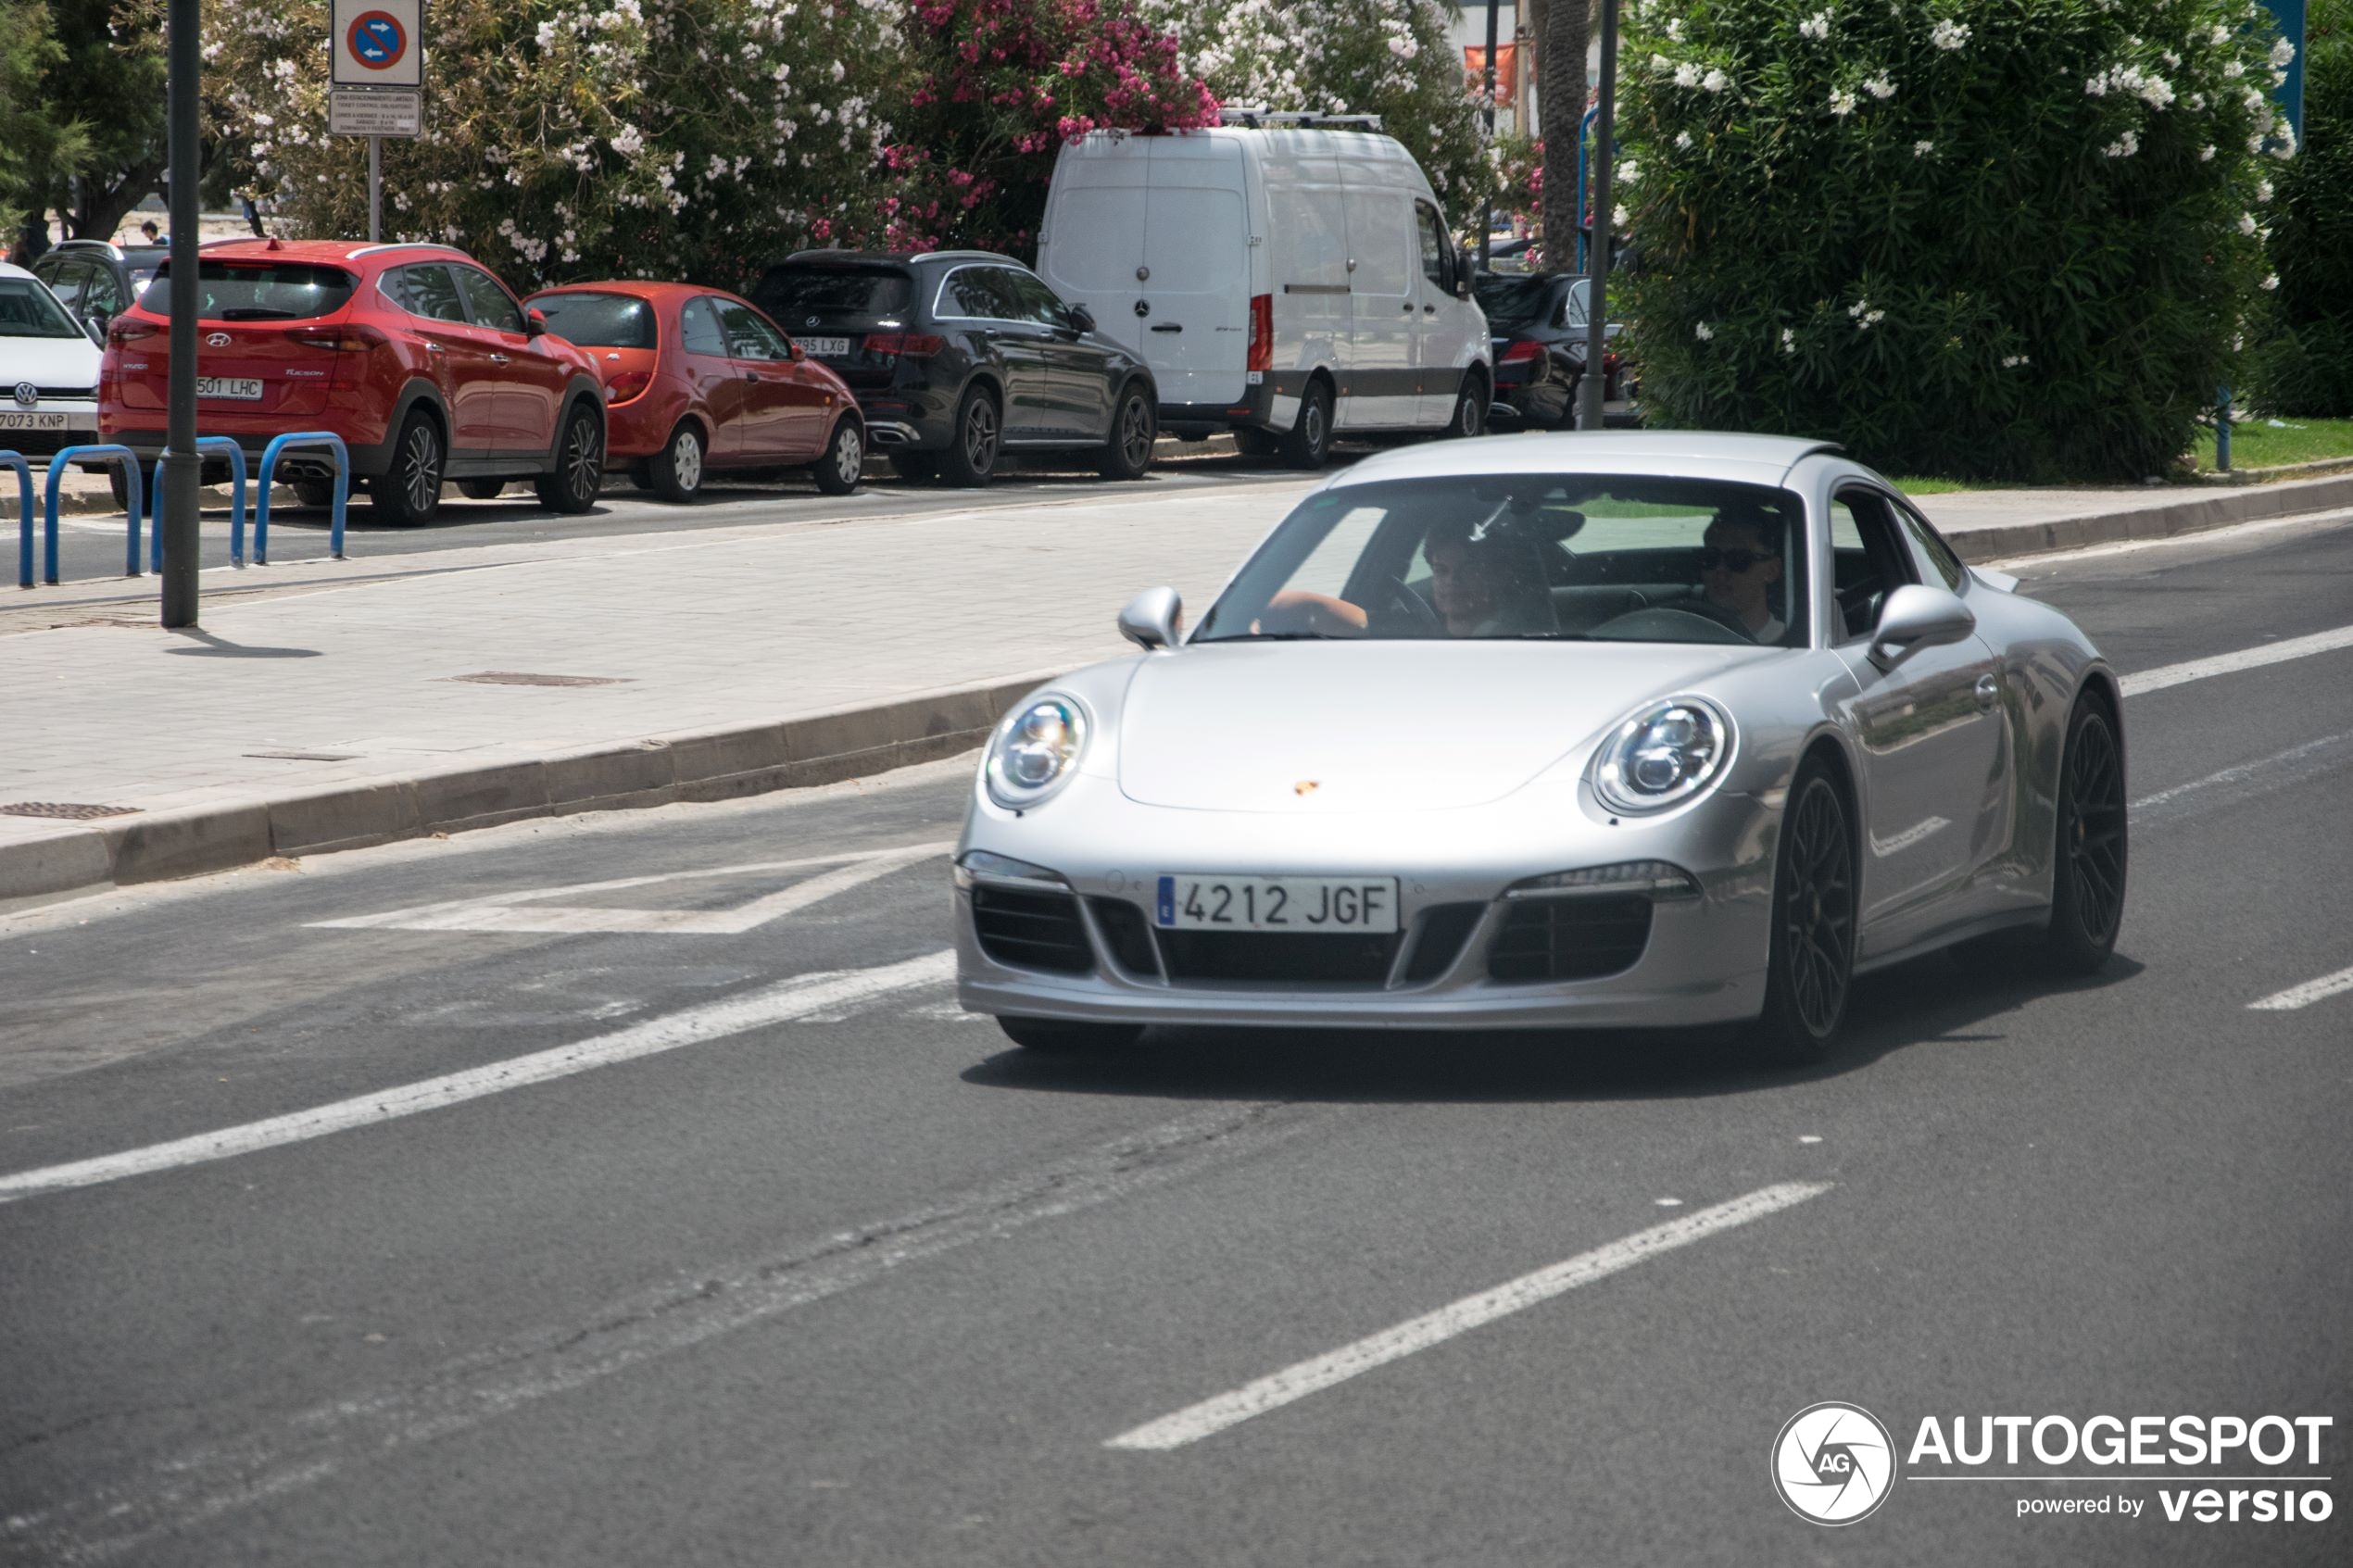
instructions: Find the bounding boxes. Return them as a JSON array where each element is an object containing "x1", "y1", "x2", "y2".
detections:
[{"x1": 6, "y1": 463, "x2": 2351, "y2": 902}]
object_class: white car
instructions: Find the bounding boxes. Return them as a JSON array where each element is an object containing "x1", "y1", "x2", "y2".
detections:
[
  {"x1": 0, "y1": 260, "x2": 104, "y2": 459},
  {"x1": 1037, "y1": 119, "x2": 1492, "y2": 467}
]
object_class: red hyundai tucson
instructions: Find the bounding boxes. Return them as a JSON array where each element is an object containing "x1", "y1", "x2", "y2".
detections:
[{"x1": 98, "y1": 239, "x2": 605, "y2": 525}]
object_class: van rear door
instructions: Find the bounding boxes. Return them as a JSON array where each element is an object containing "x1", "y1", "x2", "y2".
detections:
[
  {"x1": 1137, "y1": 136, "x2": 1248, "y2": 409},
  {"x1": 1038, "y1": 140, "x2": 1150, "y2": 364}
]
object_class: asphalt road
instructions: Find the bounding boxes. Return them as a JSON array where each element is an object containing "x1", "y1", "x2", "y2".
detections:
[{"x1": 2, "y1": 516, "x2": 2349, "y2": 1565}]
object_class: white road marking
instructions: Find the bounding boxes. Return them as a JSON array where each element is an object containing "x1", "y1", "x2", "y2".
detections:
[
  {"x1": 2120, "y1": 623, "x2": 2353, "y2": 696},
  {"x1": 1103, "y1": 1182, "x2": 1832, "y2": 1451},
  {"x1": 0, "y1": 950, "x2": 953, "y2": 1206},
  {"x1": 2129, "y1": 730, "x2": 2353, "y2": 826},
  {"x1": 2248, "y1": 965, "x2": 2353, "y2": 1011},
  {"x1": 1984, "y1": 506, "x2": 2353, "y2": 571},
  {"x1": 308, "y1": 841, "x2": 950, "y2": 935}
]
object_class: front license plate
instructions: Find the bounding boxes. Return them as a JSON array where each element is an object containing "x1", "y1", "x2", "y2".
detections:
[
  {"x1": 195, "y1": 377, "x2": 263, "y2": 400},
  {"x1": 0, "y1": 411, "x2": 69, "y2": 430},
  {"x1": 1155, "y1": 874, "x2": 1400, "y2": 934},
  {"x1": 803, "y1": 336, "x2": 851, "y2": 357}
]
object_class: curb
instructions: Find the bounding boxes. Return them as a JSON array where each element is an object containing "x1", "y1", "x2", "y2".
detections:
[
  {"x1": 1946, "y1": 472, "x2": 2353, "y2": 563},
  {"x1": 0, "y1": 673, "x2": 1047, "y2": 906}
]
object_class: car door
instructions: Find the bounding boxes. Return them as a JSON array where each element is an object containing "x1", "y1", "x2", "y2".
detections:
[
  {"x1": 1410, "y1": 199, "x2": 1464, "y2": 426},
  {"x1": 1338, "y1": 181, "x2": 1414, "y2": 429},
  {"x1": 1006, "y1": 268, "x2": 1110, "y2": 440},
  {"x1": 718, "y1": 298, "x2": 826, "y2": 458},
  {"x1": 34, "y1": 256, "x2": 90, "y2": 320},
  {"x1": 387, "y1": 262, "x2": 501, "y2": 455},
  {"x1": 453, "y1": 263, "x2": 562, "y2": 455},
  {"x1": 675, "y1": 295, "x2": 746, "y2": 460},
  {"x1": 938, "y1": 266, "x2": 1052, "y2": 440},
  {"x1": 1828, "y1": 485, "x2": 2007, "y2": 953},
  {"x1": 78, "y1": 262, "x2": 130, "y2": 331}
]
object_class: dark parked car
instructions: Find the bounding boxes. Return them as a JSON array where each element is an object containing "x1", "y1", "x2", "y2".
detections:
[
  {"x1": 1474, "y1": 271, "x2": 1626, "y2": 430},
  {"x1": 749, "y1": 250, "x2": 1157, "y2": 486},
  {"x1": 31, "y1": 240, "x2": 168, "y2": 332}
]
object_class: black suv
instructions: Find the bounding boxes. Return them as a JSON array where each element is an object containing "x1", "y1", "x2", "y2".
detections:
[
  {"x1": 750, "y1": 250, "x2": 1157, "y2": 485},
  {"x1": 31, "y1": 240, "x2": 168, "y2": 332}
]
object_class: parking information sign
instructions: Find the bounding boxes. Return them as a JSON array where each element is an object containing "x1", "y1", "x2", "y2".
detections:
[{"x1": 331, "y1": 0, "x2": 422, "y2": 89}]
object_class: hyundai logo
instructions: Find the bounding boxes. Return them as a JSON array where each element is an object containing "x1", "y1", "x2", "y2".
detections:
[
  {"x1": 206, "y1": 332, "x2": 233, "y2": 347},
  {"x1": 10, "y1": 383, "x2": 34, "y2": 408}
]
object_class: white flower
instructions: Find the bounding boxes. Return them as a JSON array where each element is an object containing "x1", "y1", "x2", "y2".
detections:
[
  {"x1": 610, "y1": 123, "x2": 645, "y2": 157},
  {"x1": 1652, "y1": 53, "x2": 1673, "y2": 71},
  {"x1": 2001, "y1": 354, "x2": 2028, "y2": 368},
  {"x1": 1858, "y1": 307, "x2": 1885, "y2": 330},
  {"x1": 1613, "y1": 203, "x2": 1630, "y2": 227},
  {"x1": 2272, "y1": 126, "x2": 2297, "y2": 157},
  {"x1": 1676, "y1": 130, "x2": 1695, "y2": 149},
  {"x1": 1864, "y1": 72, "x2": 1896, "y2": 99},
  {"x1": 1913, "y1": 139, "x2": 1934, "y2": 157},
  {"x1": 2261, "y1": 273, "x2": 2280, "y2": 290},
  {"x1": 2085, "y1": 75, "x2": 2108, "y2": 97},
  {"x1": 2138, "y1": 75, "x2": 2174, "y2": 108},
  {"x1": 2238, "y1": 212, "x2": 2258, "y2": 234},
  {"x1": 830, "y1": 59, "x2": 846, "y2": 81},
  {"x1": 1829, "y1": 87, "x2": 1858, "y2": 116},
  {"x1": 2222, "y1": 59, "x2": 2244, "y2": 78},
  {"x1": 1702, "y1": 68, "x2": 1730, "y2": 93},
  {"x1": 1780, "y1": 327, "x2": 1797, "y2": 353},
  {"x1": 2271, "y1": 37, "x2": 2296, "y2": 68},
  {"x1": 2102, "y1": 130, "x2": 2140, "y2": 157},
  {"x1": 1666, "y1": 18, "x2": 1684, "y2": 41},
  {"x1": 2188, "y1": 92, "x2": 2207, "y2": 108},
  {"x1": 1617, "y1": 159, "x2": 1641, "y2": 184},
  {"x1": 2210, "y1": 24, "x2": 2231, "y2": 45},
  {"x1": 1799, "y1": 11, "x2": 1831, "y2": 41},
  {"x1": 2199, "y1": 144, "x2": 2217, "y2": 161},
  {"x1": 1694, "y1": 321, "x2": 1715, "y2": 340},
  {"x1": 1847, "y1": 298, "x2": 1870, "y2": 318},
  {"x1": 1675, "y1": 61, "x2": 1703, "y2": 88},
  {"x1": 1930, "y1": 18, "x2": 1969, "y2": 50}
]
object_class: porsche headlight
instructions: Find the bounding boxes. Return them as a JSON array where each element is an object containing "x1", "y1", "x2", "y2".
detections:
[
  {"x1": 1593, "y1": 697, "x2": 1733, "y2": 814},
  {"x1": 986, "y1": 696, "x2": 1088, "y2": 809}
]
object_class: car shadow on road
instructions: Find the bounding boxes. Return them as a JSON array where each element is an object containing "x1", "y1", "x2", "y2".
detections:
[{"x1": 961, "y1": 949, "x2": 2149, "y2": 1105}]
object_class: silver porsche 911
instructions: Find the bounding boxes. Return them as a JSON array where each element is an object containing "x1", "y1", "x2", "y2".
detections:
[{"x1": 952, "y1": 433, "x2": 2128, "y2": 1064}]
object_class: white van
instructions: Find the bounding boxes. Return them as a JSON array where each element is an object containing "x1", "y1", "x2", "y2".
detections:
[{"x1": 1036, "y1": 122, "x2": 1491, "y2": 467}]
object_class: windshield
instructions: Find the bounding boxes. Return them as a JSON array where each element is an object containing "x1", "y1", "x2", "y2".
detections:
[
  {"x1": 1190, "y1": 475, "x2": 1809, "y2": 647},
  {"x1": 143, "y1": 260, "x2": 359, "y2": 320},
  {"x1": 750, "y1": 265, "x2": 913, "y2": 322},
  {"x1": 529, "y1": 291, "x2": 658, "y2": 348},
  {"x1": 0, "y1": 277, "x2": 83, "y2": 338},
  {"x1": 1475, "y1": 274, "x2": 1584, "y2": 332}
]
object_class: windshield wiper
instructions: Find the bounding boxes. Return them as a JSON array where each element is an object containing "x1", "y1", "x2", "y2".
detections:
[{"x1": 1191, "y1": 631, "x2": 1344, "y2": 643}]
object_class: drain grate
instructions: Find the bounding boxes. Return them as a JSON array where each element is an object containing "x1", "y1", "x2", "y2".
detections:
[
  {"x1": 445, "y1": 671, "x2": 634, "y2": 688},
  {"x1": 2, "y1": 801, "x2": 141, "y2": 821}
]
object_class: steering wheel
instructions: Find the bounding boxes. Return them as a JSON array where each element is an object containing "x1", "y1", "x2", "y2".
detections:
[
  {"x1": 1375, "y1": 575, "x2": 1446, "y2": 635},
  {"x1": 1836, "y1": 582, "x2": 1882, "y2": 637},
  {"x1": 1667, "y1": 595, "x2": 1760, "y2": 638}
]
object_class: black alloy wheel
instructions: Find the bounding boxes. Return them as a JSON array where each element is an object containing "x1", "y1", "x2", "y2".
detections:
[
  {"x1": 370, "y1": 409, "x2": 445, "y2": 526},
  {"x1": 1098, "y1": 383, "x2": 1155, "y2": 481},
  {"x1": 997, "y1": 1016, "x2": 1145, "y2": 1054},
  {"x1": 1446, "y1": 376, "x2": 1488, "y2": 439},
  {"x1": 941, "y1": 386, "x2": 1000, "y2": 487},
  {"x1": 1752, "y1": 761, "x2": 1856, "y2": 1065},
  {"x1": 649, "y1": 420, "x2": 705, "y2": 503},
  {"x1": 812, "y1": 418, "x2": 864, "y2": 495},
  {"x1": 1278, "y1": 379, "x2": 1332, "y2": 469},
  {"x1": 2044, "y1": 696, "x2": 2128, "y2": 972},
  {"x1": 535, "y1": 403, "x2": 604, "y2": 514}
]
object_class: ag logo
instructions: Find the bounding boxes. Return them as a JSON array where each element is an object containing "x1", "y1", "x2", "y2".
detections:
[{"x1": 1772, "y1": 1402, "x2": 1896, "y2": 1524}]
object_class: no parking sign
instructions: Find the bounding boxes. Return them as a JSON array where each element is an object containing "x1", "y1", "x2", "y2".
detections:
[{"x1": 331, "y1": 0, "x2": 422, "y2": 89}]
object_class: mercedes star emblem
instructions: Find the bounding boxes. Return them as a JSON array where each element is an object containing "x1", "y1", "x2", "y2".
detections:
[{"x1": 806, "y1": 317, "x2": 819, "y2": 327}]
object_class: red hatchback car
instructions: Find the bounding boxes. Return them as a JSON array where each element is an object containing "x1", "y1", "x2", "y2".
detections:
[
  {"x1": 524, "y1": 282, "x2": 864, "y2": 501},
  {"x1": 99, "y1": 239, "x2": 606, "y2": 524}
]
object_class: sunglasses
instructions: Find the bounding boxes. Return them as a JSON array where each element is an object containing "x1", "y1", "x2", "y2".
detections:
[{"x1": 1699, "y1": 546, "x2": 1772, "y2": 572}]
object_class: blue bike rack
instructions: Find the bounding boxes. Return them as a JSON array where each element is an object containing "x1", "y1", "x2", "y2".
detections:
[
  {"x1": 41, "y1": 444, "x2": 145, "y2": 583},
  {"x1": 5, "y1": 450, "x2": 32, "y2": 590},
  {"x1": 251, "y1": 432, "x2": 349, "y2": 565},
  {"x1": 148, "y1": 437, "x2": 250, "y2": 571}
]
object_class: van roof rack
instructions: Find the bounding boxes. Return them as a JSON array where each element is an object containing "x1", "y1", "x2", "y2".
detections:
[{"x1": 1214, "y1": 107, "x2": 1385, "y2": 132}]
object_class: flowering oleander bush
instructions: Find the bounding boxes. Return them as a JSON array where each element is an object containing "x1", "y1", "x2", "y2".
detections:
[
  {"x1": 2250, "y1": 0, "x2": 2350, "y2": 415},
  {"x1": 877, "y1": 0, "x2": 1217, "y2": 254},
  {"x1": 1139, "y1": 0, "x2": 1494, "y2": 221},
  {"x1": 1617, "y1": 0, "x2": 2295, "y2": 481},
  {"x1": 203, "y1": 0, "x2": 904, "y2": 291}
]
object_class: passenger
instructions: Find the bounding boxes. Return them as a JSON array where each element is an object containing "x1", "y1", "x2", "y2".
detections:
[{"x1": 1699, "y1": 507, "x2": 1787, "y2": 642}]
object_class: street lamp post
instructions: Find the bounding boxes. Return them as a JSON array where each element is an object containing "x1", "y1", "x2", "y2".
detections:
[
  {"x1": 160, "y1": 0, "x2": 201, "y2": 627},
  {"x1": 1578, "y1": 0, "x2": 1620, "y2": 432}
]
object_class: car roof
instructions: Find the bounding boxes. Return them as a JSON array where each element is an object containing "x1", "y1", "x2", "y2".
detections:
[
  {"x1": 0, "y1": 260, "x2": 39, "y2": 282},
  {"x1": 775, "y1": 249, "x2": 1015, "y2": 269},
  {"x1": 526, "y1": 280, "x2": 713, "y2": 301},
  {"x1": 1329, "y1": 432, "x2": 1844, "y2": 489},
  {"x1": 183, "y1": 239, "x2": 471, "y2": 268}
]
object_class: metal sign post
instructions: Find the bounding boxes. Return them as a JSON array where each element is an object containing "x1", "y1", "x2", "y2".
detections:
[
  {"x1": 160, "y1": 0, "x2": 201, "y2": 627},
  {"x1": 1578, "y1": 0, "x2": 1620, "y2": 432},
  {"x1": 330, "y1": 0, "x2": 423, "y2": 241}
]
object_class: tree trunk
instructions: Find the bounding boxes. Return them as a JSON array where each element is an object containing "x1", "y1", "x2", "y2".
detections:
[{"x1": 1539, "y1": 0, "x2": 1592, "y2": 269}]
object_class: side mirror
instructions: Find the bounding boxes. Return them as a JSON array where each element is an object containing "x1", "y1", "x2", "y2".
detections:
[
  {"x1": 788, "y1": 339, "x2": 806, "y2": 361},
  {"x1": 1067, "y1": 304, "x2": 1096, "y2": 334},
  {"x1": 525, "y1": 306, "x2": 548, "y2": 339},
  {"x1": 1117, "y1": 585, "x2": 1184, "y2": 651},
  {"x1": 1456, "y1": 245, "x2": 1477, "y2": 296},
  {"x1": 1868, "y1": 583, "x2": 1976, "y2": 671}
]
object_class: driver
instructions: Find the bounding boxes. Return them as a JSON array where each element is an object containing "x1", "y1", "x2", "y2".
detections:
[{"x1": 1699, "y1": 506, "x2": 1787, "y2": 642}]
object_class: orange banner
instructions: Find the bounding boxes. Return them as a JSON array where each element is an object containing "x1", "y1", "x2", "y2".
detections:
[{"x1": 1464, "y1": 44, "x2": 1518, "y2": 107}]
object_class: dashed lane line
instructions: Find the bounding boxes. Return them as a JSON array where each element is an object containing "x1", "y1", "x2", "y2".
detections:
[
  {"x1": 2120, "y1": 623, "x2": 2353, "y2": 696},
  {"x1": 0, "y1": 950, "x2": 954, "y2": 1207},
  {"x1": 1103, "y1": 1182, "x2": 1833, "y2": 1451},
  {"x1": 2248, "y1": 965, "x2": 2353, "y2": 1012}
]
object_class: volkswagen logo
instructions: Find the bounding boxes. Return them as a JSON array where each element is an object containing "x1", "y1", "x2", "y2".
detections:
[
  {"x1": 10, "y1": 382, "x2": 35, "y2": 408},
  {"x1": 1771, "y1": 1402, "x2": 1897, "y2": 1525},
  {"x1": 206, "y1": 332, "x2": 233, "y2": 347}
]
